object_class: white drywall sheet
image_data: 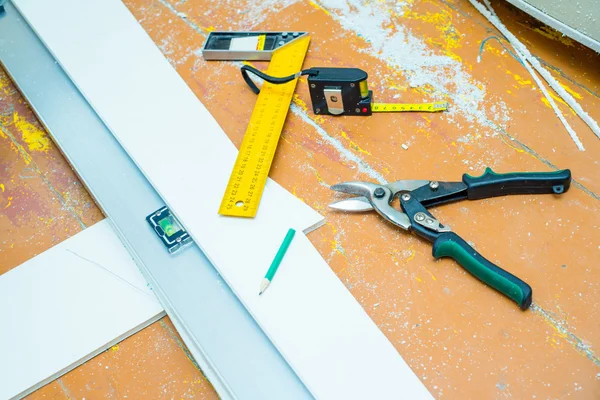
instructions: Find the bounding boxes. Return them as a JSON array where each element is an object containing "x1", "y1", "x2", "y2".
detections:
[
  {"x1": 0, "y1": 220, "x2": 164, "y2": 400},
  {"x1": 13, "y1": 0, "x2": 432, "y2": 397}
]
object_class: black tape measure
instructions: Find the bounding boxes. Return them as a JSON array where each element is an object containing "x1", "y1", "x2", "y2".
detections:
[{"x1": 241, "y1": 65, "x2": 447, "y2": 116}]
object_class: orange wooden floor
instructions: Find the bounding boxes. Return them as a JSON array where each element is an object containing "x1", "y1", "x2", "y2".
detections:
[{"x1": 1, "y1": 0, "x2": 599, "y2": 398}]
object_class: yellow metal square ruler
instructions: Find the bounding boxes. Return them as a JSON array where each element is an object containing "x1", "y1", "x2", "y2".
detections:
[{"x1": 218, "y1": 35, "x2": 311, "y2": 217}]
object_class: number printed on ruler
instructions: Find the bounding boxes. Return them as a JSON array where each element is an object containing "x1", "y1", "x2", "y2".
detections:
[
  {"x1": 219, "y1": 35, "x2": 311, "y2": 217},
  {"x1": 371, "y1": 101, "x2": 448, "y2": 113}
]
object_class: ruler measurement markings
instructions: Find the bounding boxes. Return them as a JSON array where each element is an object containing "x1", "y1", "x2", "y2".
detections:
[
  {"x1": 372, "y1": 102, "x2": 447, "y2": 113},
  {"x1": 219, "y1": 35, "x2": 311, "y2": 217}
]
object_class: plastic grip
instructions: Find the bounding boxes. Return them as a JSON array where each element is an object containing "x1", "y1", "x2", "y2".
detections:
[
  {"x1": 432, "y1": 232, "x2": 532, "y2": 310},
  {"x1": 463, "y1": 168, "x2": 571, "y2": 200}
]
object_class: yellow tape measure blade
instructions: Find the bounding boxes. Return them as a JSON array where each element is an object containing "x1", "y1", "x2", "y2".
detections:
[
  {"x1": 372, "y1": 101, "x2": 448, "y2": 113},
  {"x1": 219, "y1": 35, "x2": 311, "y2": 218}
]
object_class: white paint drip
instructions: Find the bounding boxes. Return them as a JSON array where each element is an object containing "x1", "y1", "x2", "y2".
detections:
[
  {"x1": 471, "y1": 0, "x2": 596, "y2": 150},
  {"x1": 290, "y1": 104, "x2": 388, "y2": 184},
  {"x1": 482, "y1": 0, "x2": 497, "y2": 17},
  {"x1": 316, "y1": 0, "x2": 510, "y2": 132}
]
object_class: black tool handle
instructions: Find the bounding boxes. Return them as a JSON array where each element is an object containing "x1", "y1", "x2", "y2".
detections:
[
  {"x1": 432, "y1": 232, "x2": 532, "y2": 310},
  {"x1": 462, "y1": 168, "x2": 571, "y2": 200}
]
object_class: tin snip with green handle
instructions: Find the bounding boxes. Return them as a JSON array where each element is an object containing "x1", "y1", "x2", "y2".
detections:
[{"x1": 329, "y1": 168, "x2": 572, "y2": 310}]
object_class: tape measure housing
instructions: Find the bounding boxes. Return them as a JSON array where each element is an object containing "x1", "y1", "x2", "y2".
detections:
[{"x1": 305, "y1": 67, "x2": 447, "y2": 116}]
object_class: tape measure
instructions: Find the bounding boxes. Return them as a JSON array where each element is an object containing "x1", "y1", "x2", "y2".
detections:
[
  {"x1": 238, "y1": 66, "x2": 448, "y2": 116},
  {"x1": 218, "y1": 35, "x2": 311, "y2": 218},
  {"x1": 372, "y1": 102, "x2": 448, "y2": 113}
]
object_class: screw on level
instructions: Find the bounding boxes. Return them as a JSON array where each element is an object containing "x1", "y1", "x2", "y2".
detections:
[
  {"x1": 401, "y1": 193, "x2": 411, "y2": 201},
  {"x1": 355, "y1": 108, "x2": 361, "y2": 113},
  {"x1": 374, "y1": 187, "x2": 385, "y2": 198},
  {"x1": 415, "y1": 213, "x2": 425, "y2": 221},
  {"x1": 426, "y1": 218, "x2": 434, "y2": 224},
  {"x1": 315, "y1": 108, "x2": 320, "y2": 113},
  {"x1": 310, "y1": 83, "x2": 316, "y2": 88},
  {"x1": 350, "y1": 83, "x2": 355, "y2": 87},
  {"x1": 429, "y1": 181, "x2": 439, "y2": 190}
]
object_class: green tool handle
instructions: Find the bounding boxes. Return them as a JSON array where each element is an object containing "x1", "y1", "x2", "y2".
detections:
[
  {"x1": 432, "y1": 232, "x2": 532, "y2": 310},
  {"x1": 463, "y1": 168, "x2": 571, "y2": 200}
]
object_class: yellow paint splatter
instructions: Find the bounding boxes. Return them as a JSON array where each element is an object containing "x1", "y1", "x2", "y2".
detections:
[
  {"x1": 540, "y1": 92, "x2": 576, "y2": 115},
  {"x1": 500, "y1": 135, "x2": 525, "y2": 154},
  {"x1": 505, "y1": 70, "x2": 578, "y2": 115},
  {"x1": 312, "y1": 114, "x2": 326, "y2": 124},
  {"x1": 386, "y1": 79, "x2": 408, "y2": 93},
  {"x1": 559, "y1": 82, "x2": 582, "y2": 100},
  {"x1": 0, "y1": 73, "x2": 13, "y2": 96},
  {"x1": 0, "y1": 184, "x2": 4, "y2": 192},
  {"x1": 0, "y1": 118, "x2": 34, "y2": 165},
  {"x1": 481, "y1": 41, "x2": 510, "y2": 59},
  {"x1": 547, "y1": 334, "x2": 564, "y2": 349},
  {"x1": 340, "y1": 131, "x2": 372, "y2": 155},
  {"x1": 292, "y1": 95, "x2": 327, "y2": 124},
  {"x1": 12, "y1": 112, "x2": 51, "y2": 152},
  {"x1": 309, "y1": 1, "x2": 330, "y2": 14},
  {"x1": 505, "y1": 70, "x2": 532, "y2": 86},
  {"x1": 421, "y1": 265, "x2": 437, "y2": 281},
  {"x1": 499, "y1": 136, "x2": 545, "y2": 165},
  {"x1": 291, "y1": 187, "x2": 306, "y2": 203},
  {"x1": 4, "y1": 196, "x2": 13, "y2": 209},
  {"x1": 202, "y1": 26, "x2": 216, "y2": 33},
  {"x1": 533, "y1": 26, "x2": 575, "y2": 47},
  {"x1": 292, "y1": 94, "x2": 308, "y2": 112},
  {"x1": 109, "y1": 344, "x2": 120, "y2": 352},
  {"x1": 311, "y1": 168, "x2": 327, "y2": 186},
  {"x1": 328, "y1": 222, "x2": 337, "y2": 236},
  {"x1": 403, "y1": 5, "x2": 463, "y2": 62}
]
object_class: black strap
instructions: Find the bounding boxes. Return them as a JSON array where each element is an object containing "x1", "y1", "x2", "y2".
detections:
[{"x1": 240, "y1": 65, "x2": 319, "y2": 94}]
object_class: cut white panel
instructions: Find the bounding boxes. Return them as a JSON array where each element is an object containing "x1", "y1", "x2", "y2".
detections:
[
  {"x1": 13, "y1": 0, "x2": 432, "y2": 397},
  {"x1": 0, "y1": 220, "x2": 164, "y2": 400}
]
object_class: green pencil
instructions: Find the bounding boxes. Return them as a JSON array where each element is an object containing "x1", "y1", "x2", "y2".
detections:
[{"x1": 259, "y1": 228, "x2": 296, "y2": 295}]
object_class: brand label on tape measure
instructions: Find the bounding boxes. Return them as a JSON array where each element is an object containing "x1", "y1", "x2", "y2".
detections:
[
  {"x1": 372, "y1": 101, "x2": 448, "y2": 112},
  {"x1": 219, "y1": 35, "x2": 311, "y2": 218}
]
